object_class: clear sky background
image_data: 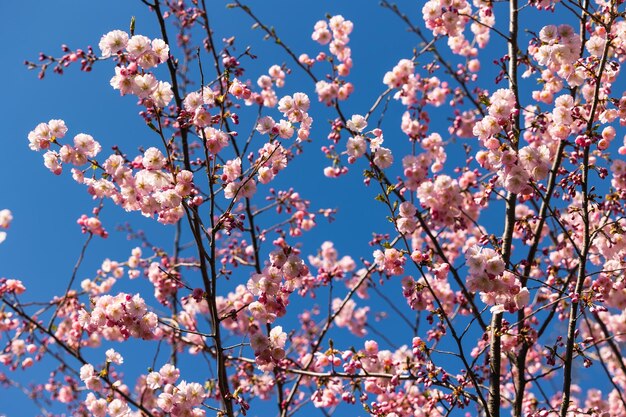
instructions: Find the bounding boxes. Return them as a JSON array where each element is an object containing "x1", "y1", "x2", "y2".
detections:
[{"x1": 0, "y1": 1, "x2": 603, "y2": 416}]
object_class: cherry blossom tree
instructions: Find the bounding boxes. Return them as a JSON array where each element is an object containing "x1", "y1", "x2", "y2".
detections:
[{"x1": 4, "y1": 0, "x2": 626, "y2": 416}]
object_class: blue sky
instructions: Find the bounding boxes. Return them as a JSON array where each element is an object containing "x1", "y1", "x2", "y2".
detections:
[{"x1": 0, "y1": 1, "x2": 607, "y2": 416}]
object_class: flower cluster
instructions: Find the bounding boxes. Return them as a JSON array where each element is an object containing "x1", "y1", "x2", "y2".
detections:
[
  {"x1": 423, "y1": 0, "x2": 493, "y2": 56},
  {"x1": 249, "y1": 325, "x2": 287, "y2": 371},
  {"x1": 28, "y1": 120, "x2": 200, "y2": 225},
  {"x1": 321, "y1": 115, "x2": 393, "y2": 177},
  {"x1": 0, "y1": 278, "x2": 26, "y2": 297},
  {"x1": 471, "y1": 89, "x2": 517, "y2": 150},
  {"x1": 548, "y1": 94, "x2": 577, "y2": 140},
  {"x1": 181, "y1": 85, "x2": 218, "y2": 128},
  {"x1": 28, "y1": 120, "x2": 105, "y2": 178},
  {"x1": 77, "y1": 214, "x2": 108, "y2": 238},
  {"x1": 518, "y1": 144, "x2": 551, "y2": 180},
  {"x1": 423, "y1": 0, "x2": 471, "y2": 38},
  {"x1": 146, "y1": 365, "x2": 207, "y2": 417},
  {"x1": 417, "y1": 174, "x2": 463, "y2": 227},
  {"x1": 78, "y1": 293, "x2": 160, "y2": 340},
  {"x1": 51, "y1": 134, "x2": 102, "y2": 175},
  {"x1": 276, "y1": 92, "x2": 313, "y2": 140},
  {"x1": 350, "y1": 116, "x2": 394, "y2": 170},
  {"x1": 312, "y1": 15, "x2": 352, "y2": 68},
  {"x1": 27, "y1": 119, "x2": 68, "y2": 151},
  {"x1": 395, "y1": 202, "x2": 418, "y2": 235},
  {"x1": 529, "y1": 24, "x2": 584, "y2": 86},
  {"x1": 488, "y1": 88, "x2": 517, "y2": 122},
  {"x1": 100, "y1": 30, "x2": 174, "y2": 108},
  {"x1": 248, "y1": 65, "x2": 286, "y2": 108},
  {"x1": 97, "y1": 148, "x2": 196, "y2": 223},
  {"x1": 402, "y1": 154, "x2": 433, "y2": 191},
  {"x1": 383, "y1": 59, "x2": 449, "y2": 110},
  {"x1": 311, "y1": 15, "x2": 354, "y2": 104},
  {"x1": 465, "y1": 245, "x2": 529, "y2": 312},
  {"x1": 255, "y1": 92, "x2": 312, "y2": 143},
  {"x1": 373, "y1": 248, "x2": 406, "y2": 276},
  {"x1": 470, "y1": 3, "x2": 494, "y2": 49},
  {"x1": 246, "y1": 246, "x2": 309, "y2": 323},
  {"x1": 472, "y1": 88, "x2": 558, "y2": 195},
  {"x1": 81, "y1": 360, "x2": 207, "y2": 417},
  {"x1": 295, "y1": 339, "x2": 444, "y2": 413}
]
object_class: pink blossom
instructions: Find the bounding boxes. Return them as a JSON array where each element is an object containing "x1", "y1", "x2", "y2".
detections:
[
  {"x1": 373, "y1": 147, "x2": 393, "y2": 169},
  {"x1": 98, "y1": 30, "x2": 129, "y2": 57}
]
